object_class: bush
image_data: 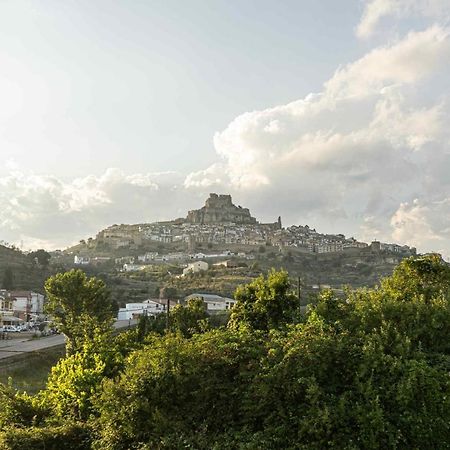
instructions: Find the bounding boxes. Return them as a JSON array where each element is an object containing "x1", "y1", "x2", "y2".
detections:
[
  {"x1": 0, "y1": 423, "x2": 91, "y2": 450},
  {"x1": 0, "y1": 384, "x2": 46, "y2": 428},
  {"x1": 93, "y1": 330, "x2": 266, "y2": 449}
]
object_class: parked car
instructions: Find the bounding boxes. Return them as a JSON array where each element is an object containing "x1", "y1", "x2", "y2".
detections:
[{"x1": 2, "y1": 325, "x2": 21, "y2": 332}]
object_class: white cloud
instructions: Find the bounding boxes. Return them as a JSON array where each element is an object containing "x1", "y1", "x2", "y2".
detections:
[
  {"x1": 0, "y1": 168, "x2": 189, "y2": 250},
  {"x1": 391, "y1": 199, "x2": 450, "y2": 257},
  {"x1": 326, "y1": 26, "x2": 450, "y2": 100},
  {"x1": 357, "y1": 0, "x2": 397, "y2": 39},
  {"x1": 369, "y1": 86, "x2": 445, "y2": 150},
  {"x1": 184, "y1": 163, "x2": 226, "y2": 188},
  {"x1": 185, "y1": 25, "x2": 450, "y2": 255},
  {"x1": 357, "y1": 0, "x2": 450, "y2": 38}
]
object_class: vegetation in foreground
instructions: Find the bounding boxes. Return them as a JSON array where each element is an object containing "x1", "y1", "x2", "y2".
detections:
[
  {"x1": 0, "y1": 348, "x2": 64, "y2": 394},
  {"x1": 0, "y1": 256, "x2": 450, "y2": 449}
]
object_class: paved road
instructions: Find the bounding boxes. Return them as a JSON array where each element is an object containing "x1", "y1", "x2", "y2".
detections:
[{"x1": 0, "y1": 320, "x2": 137, "y2": 361}]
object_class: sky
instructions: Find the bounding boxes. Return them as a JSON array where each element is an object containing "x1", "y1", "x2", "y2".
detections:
[{"x1": 0, "y1": 0, "x2": 450, "y2": 257}]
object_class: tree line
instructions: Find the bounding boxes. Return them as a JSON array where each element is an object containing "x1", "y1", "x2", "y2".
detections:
[{"x1": 0, "y1": 254, "x2": 449, "y2": 449}]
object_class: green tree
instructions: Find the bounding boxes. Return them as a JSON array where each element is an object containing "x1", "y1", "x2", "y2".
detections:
[
  {"x1": 39, "y1": 325, "x2": 122, "y2": 421},
  {"x1": 228, "y1": 269, "x2": 298, "y2": 331},
  {"x1": 381, "y1": 253, "x2": 450, "y2": 302},
  {"x1": 1, "y1": 267, "x2": 14, "y2": 290},
  {"x1": 170, "y1": 297, "x2": 209, "y2": 337},
  {"x1": 44, "y1": 270, "x2": 116, "y2": 355},
  {"x1": 94, "y1": 330, "x2": 266, "y2": 450},
  {"x1": 0, "y1": 423, "x2": 92, "y2": 450},
  {"x1": 28, "y1": 249, "x2": 51, "y2": 268},
  {"x1": 42, "y1": 347, "x2": 106, "y2": 421}
]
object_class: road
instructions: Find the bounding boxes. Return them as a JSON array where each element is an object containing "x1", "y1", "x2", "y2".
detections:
[{"x1": 0, "y1": 320, "x2": 137, "y2": 361}]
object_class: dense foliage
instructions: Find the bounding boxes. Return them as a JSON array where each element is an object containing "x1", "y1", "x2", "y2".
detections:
[
  {"x1": 228, "y1": 269, "x2": 298, "y2": 331},
  {"x1": 1, "y1": 256, "x2": 450, "y2": 449},
  {"x1": 44, "y1": 269, "x2": 117, "y2": 355}
]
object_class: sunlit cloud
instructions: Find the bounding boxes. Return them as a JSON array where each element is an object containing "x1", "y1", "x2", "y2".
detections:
[{"x1": 357, "y1": 0, "x2": 450, "y2": 38}]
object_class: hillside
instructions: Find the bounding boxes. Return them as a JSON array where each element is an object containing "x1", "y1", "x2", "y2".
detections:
[
  {"x1": 58, "y1": 194, "x2": 419, "y2": 304},
  {"x1": 65, "y1": 243, "x2": 409, "y2": 309},
  {"x1": 0, "y1": 245, "x2": 52, "y2": 293}
]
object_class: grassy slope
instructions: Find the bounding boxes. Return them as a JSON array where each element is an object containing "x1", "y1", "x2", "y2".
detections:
[{"x1": 0, "y1": 347, "x2": 65, "y2": 394}]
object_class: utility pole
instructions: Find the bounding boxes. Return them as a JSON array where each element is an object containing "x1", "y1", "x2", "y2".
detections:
[
  {"x1": 166, "y1": 297, "x2": 170, "y2": 330},
  {"x1": 164, "y1": 273, "x2": 173, "y2": 331},
  {"x1": 297, "y1": 276, "x2": 301, "y2": 305}
]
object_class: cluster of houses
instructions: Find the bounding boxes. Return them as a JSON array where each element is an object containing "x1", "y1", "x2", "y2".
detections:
[
  {"x1": 75, "y1": 250, "x2": 252, "y2": 273},
  {"x1": 74, "y1": 255, "x2": 111, "y2": 266},
  {"x1": 92, "y1": 221, "x2": 416, "y2": 258},
  {"x1": 117, "y1": 293, "x2": 237, "y2": 321},
  {"x1": 0, "y1": 290, "x2": 45, "y2": 329},
  {"x1": 96, "y1": 222, "x2": 279, "y2": 249},
  {"x1": 90, "y1": 222, "x2": 269, "y2": 257},
  {"x1": 119, "y1": 250, "x2": 249, "y2": 273},
  {"x1": 278, "y1": 225, "x2": 416, "y2": 255},
  {"x1": 81, "y1": 194, "x2": 415, "y2": 258},
  {"x1": 142, "y1": 222, "x2": 278, "y2": 246},
  {"x1": 120, "y1": 260, "x2": 231, "y2": 276},
  {"x1": 277, "y1": 226, "x2": 368, "y2": 253}
]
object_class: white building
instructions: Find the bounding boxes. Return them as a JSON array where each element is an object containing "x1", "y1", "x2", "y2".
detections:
[
  {"x1": 137, "y1": 252, "x2": 158, "y2": 262},
  {"x1": 117, "y1": 299, "x2": 172, "y2": 320},
  {"x1": 182, "y1": 261, "x2": 209, "y2": 276},
  {"x1": 8, "y1": 291, "x2": 31, "y2": 320},
  {"x1": 74, "y1": 255, "x2": 90, "y2": 265},
  {"x1": 185, "y1": 293, "x2": 236, "y2": 312},
  {"x1": 1, "y1": 291, "x2": 44, "y2": 322},
  {"x1": 0, "y1": 291, "x2": 13, "y2": 323},
  {"x1": 30, "y1": 292, "x2": 45, "y2": 316},
  {"x1": 123, "y1": 264, "x2": 148, "y2": 272}
]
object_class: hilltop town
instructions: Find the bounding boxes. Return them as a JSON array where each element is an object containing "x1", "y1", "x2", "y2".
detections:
[{"x1": 75, "y1": 193, "x2": 415, "y2": 257}]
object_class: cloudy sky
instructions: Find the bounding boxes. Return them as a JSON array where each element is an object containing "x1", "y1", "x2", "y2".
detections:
[{"x1": 1, "y1": 0, "x2": 450, "y2": 257}]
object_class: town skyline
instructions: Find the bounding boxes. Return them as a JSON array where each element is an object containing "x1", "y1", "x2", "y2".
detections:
[{"x1": 68, "y1": 192, "x2": 418, "y2": 260}]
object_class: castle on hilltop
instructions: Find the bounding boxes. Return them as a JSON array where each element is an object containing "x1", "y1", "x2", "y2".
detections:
[
  {"x1": 186, "y1": 193, "x2": 258, "y2": 225},
  {"x1": 87, "y1": 193, "x2": 415, "y2": 259}
]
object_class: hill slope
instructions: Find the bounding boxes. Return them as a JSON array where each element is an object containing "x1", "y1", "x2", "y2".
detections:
[{"x1": 0, "y1": 245, "x2": 51, "y2": 292}]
